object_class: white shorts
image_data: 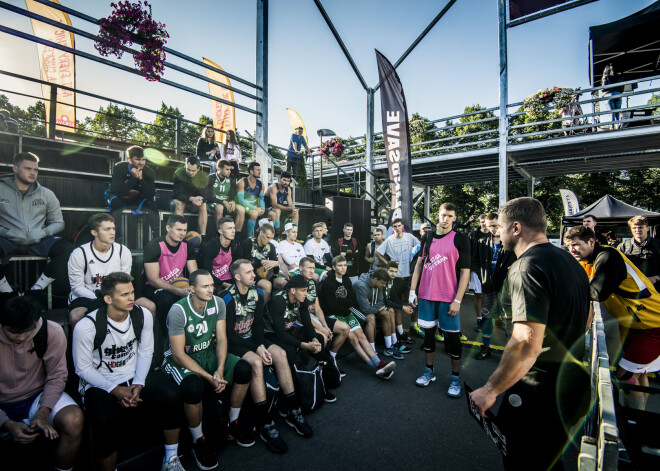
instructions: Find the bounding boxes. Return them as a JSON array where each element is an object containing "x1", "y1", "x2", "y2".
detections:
[
  {"x1": 468, "y1": 271, "x2": 482, "y2": 294},
  {"x1": 24, "y1": 392, "x2": 78, "y2": 426}
]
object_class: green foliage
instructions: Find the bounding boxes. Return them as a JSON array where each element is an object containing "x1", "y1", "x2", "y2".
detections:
[
  {"x1": 0, "y1": 94, "x2": 46, "y2": 137},
  {"x1": 78, "y1": 103, "x2": 140, "y2": 142},
  {"x1": 648, "y1": 93, "x2": 660, "y2": 114}
]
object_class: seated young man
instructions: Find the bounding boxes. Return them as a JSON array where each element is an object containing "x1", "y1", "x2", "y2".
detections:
[
  {"x1": 319, "y1": 256, "x2": 395, "y2": 379},
  {"x1": 383, "y1": 261, "x2": 416, "y2": 346},
  {"x1": 276, "y1": 223, "x2": 311, "y2": 281},
  {"x1": 162, "y1": 269, "x2": 255, "y2": 470},
  {"x1": 239, "y1": 222, "x2": 280, "y2": 301},
  {"x1": 72, "y1": 272, "x2": 185, "y2": 471},
  {"x1": 236, "y1": 162, "x2": 266, "y2": 238},
  {"x1": 265, "y1": 275, "x2": 335, "y2": 402},
  {"x1": 265, "y1": 171, "x2": 299, "y2": 233},
  {"x1": 222, "y1": 260, "x2": 312, "y2": 454},
  {"x1": 353, "y1": 268, "x2": 411, "y2": 360},
  {"x1": 303, "y1": 222, "x2": 333, "y2": 275},
  {"x1": 0, "y1": 296, "x2": 84, "y2": 471},
  {"x1": 331, "y1": 223, "x2": 360, "y2": 278},
  {"x1": 68, "y1": 213, "x2": 156, "y2": 326},
  {"x1": 198, "y1": 217, "x2": 240, "y2": 294},
  {"x1": 171, "y1": 156, "x2": 209, "y2": 238},
  {"x1": 141, "y1": 215, "x2": 198, "y2": 342},
  {"x1": 207, "y1": 160, "x2": 245, "y2": 233}
]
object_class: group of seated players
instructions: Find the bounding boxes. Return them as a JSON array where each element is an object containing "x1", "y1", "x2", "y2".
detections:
[{"x1": 0, "y1": 149, "x2": 419, "y2": 471}]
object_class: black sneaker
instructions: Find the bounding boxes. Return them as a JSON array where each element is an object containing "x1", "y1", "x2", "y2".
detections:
[
  {"x1": 324, "y1": 391, "x2": 337, "y2": 403},
  {"x1": 191, "y1": 436, "x2": 218, "y2": 470},
  {"x1": 339, "y1": 369, "x2": 347, "y2": 378},
  {"x1": 259, "y1": 423, "x2": 288, "y2": 454},
  {"x1": 400, "y1": 332, "x2": 415, "y2": 344},
  {"x1": 228, "y1": 419, "x2": 255, "y2": 447},
  {"x1": 393, "y1": 342, "x2": 412, "y2": 354},
  {"x1": 286, "y1": 408, "x2": 313, "y2": 438},
  {"x1": 475, "y1": 346, "x2": 491, "y2": 360}
]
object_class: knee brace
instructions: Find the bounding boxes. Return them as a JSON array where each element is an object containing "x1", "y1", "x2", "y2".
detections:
[
  {"x1": 233, "y1": 359, "x2": 252, "y2": 385},
  {"x1": 445, "y1": 331, "x2": 462, "y2": 360},
  {"x1": 422, "y1": 326, "x2": 437, "y2": 352},
  {"x1": 180, "y1": 374, "x2": 204, "y2": 404}
]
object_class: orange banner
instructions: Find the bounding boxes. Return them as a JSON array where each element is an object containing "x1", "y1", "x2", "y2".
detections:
[
  {"x1": 203, "y1": 58, "x2": 235, "y2": 144},
  {"x1": 25, "y1": 0, "x2": 76, "y2": 136}
]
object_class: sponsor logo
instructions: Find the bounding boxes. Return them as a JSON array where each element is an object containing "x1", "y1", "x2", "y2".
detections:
[
  {"x1": 207, "y1": 307, "x2": 216, "y2": 315},
  {"x1": 32, "y1": 198, "x2": 46, "y2": 207},
  {"x1": 187, "y1": 324, "x2": 195, "y2": 333}
]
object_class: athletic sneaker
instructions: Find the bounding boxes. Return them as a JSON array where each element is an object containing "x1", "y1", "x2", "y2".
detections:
[
  {"x1": 260, "y1": 423, "x2": 288, "y2": 454},
  {"x1": 447, "y1": 375, "x2": 462, "y2": 398},
  {"x1": 228, "y1": 419, "x2": 255, "y2": 447},
  {"x1": 339, "y1": 370, "x2": 347, "y2": 378},
  {"x1": 435, "y1": 331, "x2": 444, "y2": 342},
  {"x1": 375, "y1": 359, "x2": 396, "y2": 377},
  {"x1": 474, "y1": 346, "x2": 491, "y2": 360},
  {"x1": 383, "y1": 347, "x2": 404, "y2": 360},
  {"x1": 400, "y1": 332, "x2": 415, "y2": 344},
  {"x1": 381, "y1": 370, "x2": 394, "y2": 380},
  {"x1": 393, "y1": 342, "x2": 412, "y2": 354},
  {"x1": 191, "y1": 436, "x2": 218, "y2": 470},
  {"x1": 162, "y1": 456, "x2": 186, "y2": 471},
  {"x1": 415, "y1": 367, "x2": 436, "y2": 387},
  {"x1": 460, "y1": 333, "x2": 468, "y2": 341},
  {"x1": 324, "y1": 391, "x2": 337, "y2": 403},
  {"x1": 286, "y1": 409, "x2": 313, "y2": 437},
  {"x1": 474, "y1": 318, "x2": 485, "y2": 332},
  {"x1": 412, "y1": 323, "x2": 424, "y2": 338}
]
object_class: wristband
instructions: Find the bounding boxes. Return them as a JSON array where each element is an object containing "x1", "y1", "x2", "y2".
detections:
[{"x1": 453, "y1": 298, "x2": 461, "y2": 304}]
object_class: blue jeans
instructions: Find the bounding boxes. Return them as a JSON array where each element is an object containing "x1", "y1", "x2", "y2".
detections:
[{"x1": 607, "y1": 91, "x2": 622, "y2": 122}]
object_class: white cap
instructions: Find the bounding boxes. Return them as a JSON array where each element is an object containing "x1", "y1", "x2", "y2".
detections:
[
  {"x1": 284, "y1": 222, "x2": 296, "y2": 232},
  {"x1": 258, "y1": 218, "x2": 271, "y2": 228}
]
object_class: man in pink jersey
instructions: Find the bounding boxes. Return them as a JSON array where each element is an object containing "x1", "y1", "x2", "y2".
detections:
[{"x1": 409, "y1": 203, "x2": 471, "y2": 397}]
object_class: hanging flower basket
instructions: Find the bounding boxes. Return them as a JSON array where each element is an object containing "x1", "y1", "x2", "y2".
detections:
[
  {"x1": 523, "y1": 86, "x2": 575, "y2": 121},
  {"x1": 95, "y1": 1, "x2": 169, "y2": 82},
  {"x1": 320, "y1": 137, "x2": 346, "y2": 160}
]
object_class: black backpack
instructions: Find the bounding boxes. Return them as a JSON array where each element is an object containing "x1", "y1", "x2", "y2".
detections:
[
  {"x1": 85, "y1": 305, "x2": 144, "y2": 365},
  {"x1": 29, "y1": 318, "x2": 49, "y2": 359},
  {"x1": 293, "y1": 350, "x2": 325, "y2": 413}
]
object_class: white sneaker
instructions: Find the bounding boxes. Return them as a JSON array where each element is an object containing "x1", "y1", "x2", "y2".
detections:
[
  {"x1": 447, "y1": 375, "x2": 462, "y2": 398},
  {"x1": 162, "y1": 455, "x2": 186, "y2": 471}
]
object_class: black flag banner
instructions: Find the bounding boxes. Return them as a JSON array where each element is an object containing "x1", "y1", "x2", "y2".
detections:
[{"x1": 375, "y1": 50, "x2": 413, "y2": 230}]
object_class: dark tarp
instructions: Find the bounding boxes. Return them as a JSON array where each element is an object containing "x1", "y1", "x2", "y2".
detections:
[
  {"x1": 589, "y1": 1, "x2": 660, "y2": 84},
  {"x1": 562, "y1": 194, "x2": 660, "y2": 225}
]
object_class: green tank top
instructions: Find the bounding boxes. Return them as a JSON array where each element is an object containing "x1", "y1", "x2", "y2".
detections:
[
  {"x1": 212, "y1": 177, "x2": 233, "y2": 202},
  {"x1": 165, "y1": 295, "x2": 219, "y2": 359}
]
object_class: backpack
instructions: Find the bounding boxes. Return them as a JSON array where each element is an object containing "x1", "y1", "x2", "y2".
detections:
[
  {"x1": 320, "y1": 355, "x2": 341, "y2": 390},
  {"x1": 29, "y1": 317, "x2": 49, "y2": 359},
  {"x1": 85, "y1": 305, "x2": 144, "y2": 357},
  {"x1": 293, "y1": 350, "x2": 325, "y2": 413}
]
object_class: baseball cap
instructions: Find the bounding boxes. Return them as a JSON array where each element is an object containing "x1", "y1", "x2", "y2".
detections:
[{"x1": 286, "y1": 274, "x2": 308, "y2": 289}]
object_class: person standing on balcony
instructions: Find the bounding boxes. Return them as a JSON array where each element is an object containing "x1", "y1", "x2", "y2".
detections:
[
  {"x1": 602, "y1": 64, "x2": 623, "y2": 129},
  {"x1": 286, "y1": 127, "x2": 310, "y2": 180},
  {"x1": 219, "y1": 130, "x2": 242, "y2": 180}
]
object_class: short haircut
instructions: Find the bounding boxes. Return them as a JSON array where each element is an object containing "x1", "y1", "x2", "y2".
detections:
[
  {"x1": 385, "y1": 261, "x2": 399, "y2": 270},
  {"x1": 332, "y1": 255, "x2": 346, "y2": 266},
  {"x1": 166, "y1": 214, "x2": 188, "y2": 227},
  {"x1": 439, "y1": 202, "x2": 457, "y2": 213},
  {"x1": 0, "y1": 296, "x2": 42, "y2": 332},
  {"x1": 498, "y1": 197, "x2": 546, "y2": 233},
  {"x1": 485, "y1": 212, "x2": 498, "y2": 221},
  {"x1": 189, "y1": 269, "x2": 211, "y2": 287},
  {"x1": 248, "y1": 161, "x2": 260, "y2": 173},
  {"x1": 344, "y1": 223, "x2": 353, "y2": 229},
  {"x1": 230, "y1": 259, "x2": 251, "y2": 278},
  {"x1": 582, "y1": 214, "x2": 597, "y2": 222},
  {"x1": 14, "y1": 152, "x2": 39, "y2": 166},
  {"x1": 564, "y1": 225, "x2": 596, "y2": 244},
  {"x1": 89, "y1": 213, "x2": 115, "y2": 232},
  {"x1": 100, "y1": 272, "x2": 133, "y2": 297},
  {"x1": 628, "y1": 216, "x2": 649, "y2": 227},
  {"x1": 217, "y1": 217, "x2": 234, "y2": 230},
  {"x1": 479, "y1": 213, "x2": 488, "y2": 220},
  {"x1": 186, "y1": 156, "x2": 201, "y2": 168},
  {"x1": 391, "y1": 218, "x2": 403, "y2": 226},
  {"x1": 373, "y1": 227, "x2": 383, "y2": 234},
  {"x1": 371, "y1": 268, "x2": 390, "y2": 282},
  {"x1": 259, "y1": 223, "x2": 275, "y2": 235},
  {"x1": 299, "y1": 256, "x2": 315, "y2": 268},
  {"x1": 280, "y1": 171, "x2": 291, "y2": 180},
  {"x1": 312, "y1": 222, "x2": 325, "y2": 231},
  {"x1": 218, "y1": 159, "x2": 231, "y2": 169},
  {"x1": 126, "y1": 145, "x2": 144, "y2": 159}
]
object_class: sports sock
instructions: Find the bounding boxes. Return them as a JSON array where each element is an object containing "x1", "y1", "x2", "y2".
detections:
[
  {"x1": 0, "y1": 277, "x2": 12, "y2": 293},
  {"x1": 31, "y1": 273, "x2": 55, "y2": 291},
  {"x1": 391, "y1": 333, "x2": 398, "y2": 345},
  {"x1": 189, "y1": 423, "x2": 203, "y2": 442},
  {"x1": 329, "y1": 350, "x2": 337, "y2": 358},
  {"x1": 426, "y1": 364, "x2": 434, "y2": 371},
  {"x1": 384, "y1": 336, "x2": 392, "y2": 348},
  {"x1": 483, "y1": 335, "x2": 491, "y2": 348},
  {"x1": 370, "y1": 342, "x2": 375, "y2": 352},
  {"x1": 54, "y1": 468, "x2": 73, "y2": 471},
  {"x1": 164, "y1": 443, "x2": 178, "y2": 462},
  {"x1": 396, "y1": 324, "x2": 404, "y2": 335},
  {"x1": 274, "y1": 219, "x2": 280, "y2": 229},
  {"x1": 255, "y1": 400, "x2": 270, "y2": 429},
  {"x1": 370, "y1": 355, "x2": 380, "y2": 368},
  {"x1": 283, "y1": 391, "x2": 297, "y2": 412},
  {"x1": 452, "y1": 370, "x2": 460, "y2": 377},
  {"x1": 229, "y1": 407, "x2": 241, "y2": 423},
  {"x1": 247, "y1": 218, "x2": 256, "y2": 236}
]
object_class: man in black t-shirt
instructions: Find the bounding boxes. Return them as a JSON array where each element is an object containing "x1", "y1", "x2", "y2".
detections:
[
  {"x1": 467, "y1": 214, "x2": 489, "y2": 327},
  {"x1": 471, "y1": 198, "x2": 590, "y2": 471},
  {"x1": 239, "y1": 223, "x2": 280, "y2": 302},
  {"x1": 331, "y1": 223, "x2": 359, "y2": 278},
  {"x1": 198, "y1": 217, "x2": 240, "y2": 294}
]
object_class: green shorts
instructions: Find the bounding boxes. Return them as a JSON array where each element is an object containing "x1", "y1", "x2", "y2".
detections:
[
  {"x1": 330, "y1": 314, "x2": 361, "y2": 332},
  {"x1": 208, "y1": 201, "x2": 237, "y2": 216},
  {"x1": 163, "y1": 349, "x2": 241, "y2": 386}
]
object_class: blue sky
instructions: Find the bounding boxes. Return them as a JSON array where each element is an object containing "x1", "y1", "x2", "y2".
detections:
[{"x1": 0, "y1": 0, "x2": 656, "y2": 149}]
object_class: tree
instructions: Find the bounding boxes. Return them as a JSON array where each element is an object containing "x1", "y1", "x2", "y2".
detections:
[
  {"x1": 78, "y1": 103, "x2": 141, "y2": 142},
  {"x1": 454, "y1": 105, "x2": 498, "y2": 149},
  {"x1": 0, "y1": 94, "x2": 46, "y2": 137}
]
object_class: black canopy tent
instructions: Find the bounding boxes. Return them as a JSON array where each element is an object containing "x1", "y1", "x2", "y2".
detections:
[{"x1": 589, "y1": 1, "x2": 660, "y2": 84}]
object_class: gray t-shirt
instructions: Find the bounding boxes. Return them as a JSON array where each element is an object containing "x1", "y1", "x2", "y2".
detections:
[
  {"x1": 376, "y1": 232, "x2": 420, "y2": 277},
  {"x1": 167, "y1": 295, "x2": 226, "y2": 336}
]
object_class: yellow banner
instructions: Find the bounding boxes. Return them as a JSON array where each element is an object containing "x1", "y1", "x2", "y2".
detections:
[
  {"x1": 25, "y1": 0, "x2": 76, "y2": 136},
  {"x1": 286, "y1": 108, "x2": 309, "y2": 145},
  {"x1": 203, "y1": 58, "x2": 235, "y2": 144}
]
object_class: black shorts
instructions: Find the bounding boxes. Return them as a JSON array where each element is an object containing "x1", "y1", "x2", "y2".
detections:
[{"x1": 68, "y1": 297, "x2": 103, "y2": 313}]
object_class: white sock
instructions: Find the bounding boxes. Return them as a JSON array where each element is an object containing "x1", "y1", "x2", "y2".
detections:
[
  {"x1": 370, "y1": 342, "x2": 375, "y2": 352},
  {"x1": 229, "y1": 407, "x2": 241, "y2": 422},
  {"x1": 31, "y1": 273, "x2": 55, "y2": 291},
  {"x1": 54, "y1": 467, "x2": 73, "y2": 471},
  {"x1": 384, "y1": 336, "x2": 392, "y2": 348},
  {"x1": 329, "y1": 350, "x2": 337, "y2": 358},
  {"x1": 391, "y1": 333, "x2": 398, "y2": 345},
  {"x1": 189, "y1": 423, "x2": 203, "y2": 442},
  {"x1": 164, "y1": 443, "x2": 178, "y2": 462},
  {"x1": 396, "y1": 324, "x2": 404, "y2": 335},
  {"x1": 0, "y1": 277, "x2": 12, "y2": 293}
]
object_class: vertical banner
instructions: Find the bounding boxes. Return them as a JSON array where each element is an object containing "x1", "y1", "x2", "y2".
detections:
[
  {"x1": 203, "y1": 58, "x2": 235, "y2": 144},
  {"x1": 376, "y1": 50, "x2": 413, "y2": 229},
  {"x1": 25, "y1": 0, "x2": 76, "y2": 136},
  {"x1": 559, "y1": 189, "x2": 581, "y2": 216}
]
